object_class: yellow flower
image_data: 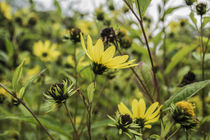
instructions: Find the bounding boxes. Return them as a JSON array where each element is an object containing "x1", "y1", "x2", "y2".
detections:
[
  {"x1": 118, "y1": 98, "x2": 162, "y2": 129},
  {"x1": 176, "y1": 101, "x2": 195, "y2": 117},
  {"x1": 81, "y1": 34, "x2": 137, "y2": 74},
  {"x1": 33, "y1": 40, "x2": 60, "y2": 62},
  {"x1": 76, "y1": 20, "x2": 97, "y2": 35},
  {"x1": 0, "y1": 1, "x2": 12, "y2": 20}
]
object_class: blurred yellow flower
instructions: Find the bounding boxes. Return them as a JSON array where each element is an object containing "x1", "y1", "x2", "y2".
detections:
[
  {"x1": 0, "y1": 1, "x2": 12, "y2": 20},
  {"x1": 169, "y1": 21, "x2": 180, "y2": 33},
  {"x1": 33, "y1": 40, "x2": 60, "y2": 62},
  {"x1": 76, "y1": 20, "x2": 97, "y2": 35},
  {"x1": 26, "y1": 65, "x2": 40, "y2": 78},
  {"x1": 0, "y1": 87, "x2": 8, "y2": 97},
  {"x1": 81, "y1": 34, "x2": 137, "y2": 74},
  {"x1": 118, "y1": 98, "x2": 162, "y2": 129}
]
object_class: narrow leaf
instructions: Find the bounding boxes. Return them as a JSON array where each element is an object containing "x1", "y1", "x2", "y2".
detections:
[
  {"x1": 12, "y1": 61, "x2": 24, "y2": 90},
  {"x1": 163, "y1": 80, "x2": 210, "y2": 108}
]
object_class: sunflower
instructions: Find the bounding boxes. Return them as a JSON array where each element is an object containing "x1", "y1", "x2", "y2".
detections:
[
  {"x1": 0, "y1": 1, "x2": 12, "y2": 20},
  {"x1": 81, "y1": 34, "x2": 137, "y2": 74},
  {"x1": 118, "y1": 98, "x2": 162, "y2": 129},
  {"x1": 33, "y1": 40, "x2": 60, "y2": 62}
]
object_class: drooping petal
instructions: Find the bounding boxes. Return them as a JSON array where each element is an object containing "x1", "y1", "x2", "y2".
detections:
[
  {"x1": 105, "y1": 55, "x2": 128, "y2": 68},
  {"x1": 138, "y1": 99, "x2": 146, "y2": 118},
  {"x1": 144, "y1": 125, "x2": 152, "y2": 129},
  {"x1": 101, "y1": 46, "x2": 115, "y2": 64},
  {"x1": 144, "y1": 102, "x2": 159, "y2": 119},
  {"x1": 132, "y1": 99, "x2": 140, "y2": 118},
  {"x1": 80, "y1": 34, "x2": 91, "y2": 59},
  {"x1": 93, "y1": 39, "x2": 104, "y2": 63},
  {"x1": 118, "y1": 102, "x2": 132, "y2": 117},
  {"x1": 87, "y1": 35, "x2": 94, "y2": 60},
  {"x1": 145, "y1": 115, "x2": 160, "y2": 124}
]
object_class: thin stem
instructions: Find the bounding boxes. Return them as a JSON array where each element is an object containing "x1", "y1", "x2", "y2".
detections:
[
  {"x1": 76, "y1": 89, "x2": 92, "y2": 140},
  {"x1": 87, "y1": 105, "x2": 92, "y2": 140},
  {"x1": 200, "y1": 15, "x2": 207, "y2": 117},
  {"x1": 167, "y1": 126, "x2": 180, "y2": 140},
  {"x1": 113, "y1": 30, "x2": 154, "y2": 103},
  {"x1": 186, "y1": 130, "x2": 189, "y2": 140},
  {"x1": 63, "y1": 102, "x2": 79, "y2": 140},
  {"x1": 73, "y1": 45, "x2": 79, "y2": 125},
  {"x1": 124, "y1": 0, "x2": 159, "y2": 102},
  {"x1": 0, "y1": 83, "x2": 54, "y2": 140}
]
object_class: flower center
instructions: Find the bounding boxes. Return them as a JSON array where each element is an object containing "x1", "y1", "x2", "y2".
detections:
[
  {"x1": 92, "y1": 63, "x2": 107, "y2": 75},
  {"x1": 42, "y1": 52, "x2": 48, "y2": 57},
  {"x1": 135, "y1": 118, "x2": 146, "y2": 128}
]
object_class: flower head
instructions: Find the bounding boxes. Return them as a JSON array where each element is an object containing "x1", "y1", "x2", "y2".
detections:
[
  {"x1": 196, "y1": 3, "x2": 207, "y2": 15},
  {"x1": 118, "y1": 98, "x2": 162, "y2": 129},
  {"x1": 172, "y1": 101, "x2": 198, "y2": 129},
  {"x1": 33, "y1": 40, "x2": 60, "y2": 62},
  {"x1": 81, "y1": 34, "x2": 137, "y2": 74},
  {"x1": 44, "y1": 79, "x2": 76, "y2": 111}
]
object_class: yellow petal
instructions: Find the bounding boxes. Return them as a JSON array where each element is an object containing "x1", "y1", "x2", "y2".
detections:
[
  {"x1": 144, "y1": 125, "x2": 152, "y2": 129},
  {"x1": 118, "y1": 102, "x2": 132, "y2": 117},
  {"x1": 101, "y1": 46, "x2": 115, "y2": 64},
  {"x1": 93, "y1": 39, "x2": 104, "y2": 63},
  {"x1": 132, "y1": 99, "x2": 140, "y2": 118},
  {"x1": 145, "y1": 115, "x2": 160, "y2": 124},
  {"x1": 144, "y1": 102, "x2": 159, "y2": 119},
  {"x1": 115, "y1": 59, "x2": 136, "y2": 68},
  {"x1": 147, "y1": 105, "x2": 162, "y2": 120},
  {"x1": 87, "y1": 35, "x2": 94, "y2": 61},
  {"x1": 80, "y1": 34, "x2": 91, "y2": 60},
  {"x1": 105, "y1": 55, "x2": 128, "y2": 68},
  {"x1": 139, "y1": 99, "x2": 146, "y2": 118}
]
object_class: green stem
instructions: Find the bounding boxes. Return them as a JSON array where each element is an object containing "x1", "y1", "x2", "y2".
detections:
[
  {"x1": 185, "y1": 130, "x2": 189, "y2": 140},
  {"x1": 63, "y1": 102, "x2": 79, "y2": 140},
  {"x1": 0, "y1": 83, "x2": 54, "y2": 140},
  {"x1": 123, "y1": 0, "x2": 159, "y2": 102},
  {"x1": 200, "y1": 15, "x2": 207, "y2": 116}
]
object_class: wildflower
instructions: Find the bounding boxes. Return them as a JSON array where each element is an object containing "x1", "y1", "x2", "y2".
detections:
[
  {"x1": 76, "y1": 20, "x2": 97, "y2": 35},
  {"x1": 108, "y1": 112, "x2": 140, "y2": 137},
  {"x1": 81, "y1": 34, "x2": 137, "y2": 74},
  {"x1": 118, "y1": 98, "x2": 162, "y2": 129},
  {"x1": 100, "y1": 27, "x2": 116, "y2": 44},
  {"x1": 0, "y1": 1, "x2": 12, "y2": 20},
  {"x1": 172, "y1": 101, "x2": 198, "y2": 129},
  {"x1": 44, "y1": 80, "x2": 76, "y2": 109},
  {"x1": 33, "y1": 40, "x2": 60, "y2": 62},
  {"x1": 196, "y1": 3, "x2": 207, "y2": 15}
]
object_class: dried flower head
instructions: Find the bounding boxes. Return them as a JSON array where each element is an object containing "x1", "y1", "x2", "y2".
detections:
[
  {"x1": 70, "y1": 28, "x2": 81, "y2": 43},
  {"x1": 100, "y1": 27, "x2": 116, "y2": 44},
  {"x1": 196, "y1": 3, "x2": 207, "y2": 15}
]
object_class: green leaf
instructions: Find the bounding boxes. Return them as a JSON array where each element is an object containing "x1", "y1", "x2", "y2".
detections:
[
  {"x1": 163, "y1": 80, "x2": 210, "y2": 108},
  {"x1": 0, "y1": 115, "x2": 70, "y2": 137},
  {"x1": 136, "y1": 62, "x2": 154, "y2": 97},
  {"x1": 135, "y1": 0, "x2": 152, "y2": 16},
  {"x1": 54, "y1": 0, "x2": 62, "y2": 17},
  {"x1": 87, "y1": 83, "x2": 95, "y2": 103},
  {"x1": 5, "y1": 39, "x2": 14, "y2": 57},
  {"x1": 203, "y1": 17, "x2": 210, "y2": 27},
  {"x1": 12, "y1": 61, "x2": 24, "y2": 90},
  {"x1": 164, "y1": 6, "x2": 184, "y2": 17},
  {"x1": 18, "y1": 87, "x2": 25, "y2": 99},
  {"x1": 165, "y1": 44, "x2": 197, "y2": 74},
  {"x1": 190, "y1": 12, "x2": 197, "y2": 26}
]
